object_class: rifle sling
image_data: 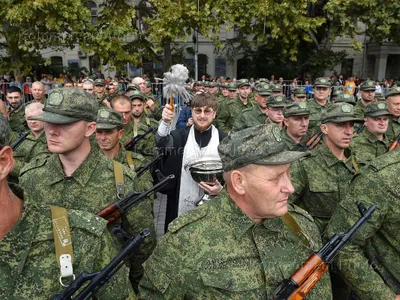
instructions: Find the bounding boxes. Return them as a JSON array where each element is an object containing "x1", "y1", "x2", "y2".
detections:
[
  {"x1": 113, "y1": 160, "x2": 125, "y2": 199},
  {"x1": 126, "y1": 151, "x2": 135, "y2": 169},
  {"x1": 282, "y1": 213, "x2": 311, "y2": 248}
]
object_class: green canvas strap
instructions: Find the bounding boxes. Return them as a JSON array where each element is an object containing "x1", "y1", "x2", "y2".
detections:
[
  {"x1": 113, "y1": 160, "x2": 125, "y2": 199},
  {"x1": 282, "y1": 212, "x2": 311, "y2": 248}
]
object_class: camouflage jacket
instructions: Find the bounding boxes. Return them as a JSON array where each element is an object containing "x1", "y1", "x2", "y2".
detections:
[
  {"x1": 353, "y1": 100, "x2": 367, "y2": 117},
  {"x1": 120, "y1": 117, "x2": 159, "y2": 159},
  {"x1": 8, "y1": 106, "x2": 28, "y2": 133},
  {"x1": 289, "y1": 143, "x2": 357, "y2": 232},
  {"x1": 306, "y1": 99, "x2": 331, "y2": 134},
  {"x1": 326, "y1": 150, "x2": 400, "y2": 299},
  {"x1": 232, "y1": 105, "x2": 267, "y2": 132},
  {"x1": 0, "y1": 203, "x2": 135, "y2": 299},
  {"x1": 19, "y1": 148, "x2": 156, "y2": 287},
  {"x1": 280, "y1": 128, "x2": 309, "y2": 151},
  {"x1": 10, "y1": 132, "x2": 50, "y2": 181},
  {"x1": 350, "y1": 130, "x2": 389, "y2": 165},
  {"x1": 144, "y1": 92, "x2": 162, "y2": 121},
  {"x1": 386, "y1": 116, "x2": 400, "y2": 144},
  {"x1": 139, "y1": 189, "x2": 332, "y2": 299},
  {"x1": 216, "y1": 96, "x2": 256, "y2": 134}
]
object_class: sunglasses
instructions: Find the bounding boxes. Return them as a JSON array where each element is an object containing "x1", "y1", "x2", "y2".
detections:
[{"x1": 193, "y1": 107, "x2": 214, "y2": 116}]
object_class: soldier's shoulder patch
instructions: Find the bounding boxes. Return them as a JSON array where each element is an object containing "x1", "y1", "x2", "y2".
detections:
[
  {"x1": 68, "y1": 209, "x2": 108, "y2": 237},
  {"x1": 20, "y1": 155, "x2": 48, "y2": 176},
  {"x1": 168, "y1": 205, "x2": 209, "y2": 233},
  {"x1": 288, "y1": 203, "x2": 314, "y2": 222}
]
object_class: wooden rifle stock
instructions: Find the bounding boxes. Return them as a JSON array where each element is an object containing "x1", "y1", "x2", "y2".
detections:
[
  {"x1": 97, "y1": 174, "x2": 174, "y2": 223},
  {"x1": 300, "y1": 131, "x2": 323, "y2": 151},
  {"x1": 271, "y1": 202, "x2": 376, "y2": 300},
  {"x1": 389, "y1": 136, "x2": 400, "y2": 151}
]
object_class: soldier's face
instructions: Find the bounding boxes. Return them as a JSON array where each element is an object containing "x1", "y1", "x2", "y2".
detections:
[
  {"x1": 361, "y1": 90, "x2": 375, "y2": 103},
  {"x1": 322, "y1": 121, "x2": 354, "y2": 150},
  {"x1": 208, "y1": 87, "x2": 218, "y2": 94},
  {"x1": 255, "y1": 93, "x2": 268, "y2": 109},
  {"x1": 25, "y1": 110, "x2": 44, "y2": 133},
  {"x1": 228, "y1": 90, "x2": 237, "y2": 99},
  {"x1": 113, "y1": 102, "x2": 133, "y2": 126},
  {"x1": 365, "y1": 116, "x2": 389, "y2": 136},
  {"x1": 6, "y1": 92, "x2": 22, "y2": 108},
  {"x1": 132, "y1": 99, "x2": 144, "y2": 118},
  {"x1": 387, "y1": 95, "x2": 400, "y2": 117},
  {"x1": 192, "y1": 106, "x2": 216, "y2": 132},
  {"x1": 64, "y1": 83, "x2": 74, "y2": 88},
  {"x1": 221, "y1": 88, "x2": 229, "y2": 97},
  {"x1": 32, "y1": 84, "x2": 45, "y2": 100},
  {"x1": 238, "y1": 86, "x2": 251, "y2": 99},
  {"x1": 267, "y1": 107, "x2": 284, "y2": 123},
  {"x1": 45, "y1": 121, "x2": 94, "y2": 154},
  {"x1": 313, "y1": 87, "x2": 331, "y2": 101},
  {"x1": 96, "y1": 128, "x2": 123, "y2": 151},
  {"x1": 240, "y1": 164, "x2": 294, "y2": 220},
  {"x1": 284, "y1": 115, "x2": 309, "y2": 138},
  {"x1": 83, "y1": 83, "x2": 94, "y2": 94},
  {"x1": 94, "y1": 85, "x2": 105, "y2": 94}
]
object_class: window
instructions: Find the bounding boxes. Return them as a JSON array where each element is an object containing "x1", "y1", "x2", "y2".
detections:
[
  {"x1": 215, "y1": 59, "x2": 226, "y2": 77},
  {"x1": 88, "y1": 1, "x2": 98, "y2": 26}
]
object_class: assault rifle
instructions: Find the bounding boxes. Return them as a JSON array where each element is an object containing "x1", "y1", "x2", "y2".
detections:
[
  {"x1": 97, "y1": 174, "x2": 174, "y2": 223},
  {"x1": 124, "y1": 127, "x2": 154, "y2": 151},
  {"x1": 53, "y1": 229, "x2": 149, "y2": 300},
  {"x1": 271, "y1": 202, "x2": 376, "y2": 300},
  {"x1": 389, "y1": 133, "x2": 400, "y2": 151},
  {"x1": 11, "y1": 131, "x2": 29, "y2": 151},
  {"x1": 136, "y1": 153, "x2": 163, "y2": 178},
  {"x1": 299, "y1": 131, "x2": 323, "y2": 151}
]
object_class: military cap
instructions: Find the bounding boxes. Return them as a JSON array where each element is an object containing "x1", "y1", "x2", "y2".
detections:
[
  {"x1": 209, "y1": 81, "x2": 218, "y2": 88},
  {"x1": 29, "y1": 88, "x2": 98, "y2": 124},
  {"x1": 258, "y1": 78, "x2": 269, "y2": 83},
  {"x1": 334, "y1": 94, "x2": 356, "y2": 106},
  {"x1": 293, "y1": 87, "x2": 307, "y2": 97},
  {"x1": 255, "y1": 83, "x2": 271, "y2": 96},
  {"x1": 385, "y1": 86, "x2": 400, "y2": 98},
  {"x1": 52, "y1": 83, "x2": 62, "y2": 89},
  {"x1": 227, "y1": 83, "x2": 237, "y2": 91},
  {"x1": 126, "y1": 83, "x2": 141, "y2": 91},
  {"x1": 267, "y1": 95, "x2": 286, "y2": 108},
  {"x1": 365, "y1": 101, "x2": 391, "y2": 117},
  {"x1": 283, "y1": 102, "x2": 310, "y2": 118},
  {"x1": 126, "y1": 90, "x2": 145, "y2": 101},
  {"x1": 271, "y1": 84, "x2": 283, "y2": 92},
  {"x1": 94, "y1": 78, "x2": 105, "y2": 86},
  {"x1": 375, "y1": 92, "x2": 385, "y2": 101},
  {"x1": 314, "y1": 77, "x2": 331, "y2": 88},
  {"x1": 236, "y1": 79, "x2": 250, "y2": 88},
  {"x1": 202, "y1": 81, "x2": 210, "y2": 87},
  {"x1": 218, "y1": 124, "x2": 310, "y2": 171},
  {"x1": 332, "y1": 86, "x2": 344, "y2": 97},
  {"x1": 0, "y1": 114, "x2": 10, "y2": 148},
  {"x1": 196, "y1": 81, "x2": 204, "y2": 86},
  {"x1": 146, "y1": 80, "x2": 152, "y2": 88},
  {"x1": 96, "y1": 108, "x2": 123, "y2": 130},
  {"x1": 359, "y1": 79, "x2": 376, "y2": 91},
  {"x1": 219, "y1": 82, "x2": 229, "y2": 88},
  {"x1": 320, "y1": 102, "x2": 364, "y2": 124}
]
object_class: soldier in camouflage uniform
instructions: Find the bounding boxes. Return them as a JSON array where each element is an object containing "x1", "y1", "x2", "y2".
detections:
[
  {"x1": 375, "y1": 92, "x2": 385, "y2": 101},
  {"x1": 334, "y1": 93, "x2": 356, "y2": 106},
  {"x1": 0, "y1": 114, "x2": 135, "y2": 299},
  {"x1": 271, "y1": 84, "x2": 284, "y2": 96},
  {"x1": 350, "y1": 101, "x2": 391, "y2": 165},
  {"x1": 207, "y1": 81, "x2": 219, "y2": 95},
  {"x1": 232, "y1": 83, "x2": 271, "y2": 132},
  {"x1": 292, "y1": 87, "x2": 307, "y2": 102},
  {"x1": 216, "y1": 79, "x2": 255, "y2": 134},
  {"x1": 5, "y1": 86, "x2": 28, "y2": 133},
  {"x1": 354, "y1": 79, "x2": 376, "y2": 117},
  {"x1": 19, "y1": 88, "x2": 155, "y2": 292},
  {"x1": 385, "y1": 86, "x2": 400, "y2": 143},
  {"x1": 10, "y1": 102, "x2": 50, "y2": 182},
  {"x1": 289, "y1": 102, "x2": 363, "y2": 233},
  {"x1": 281, "y1": 102, "x2": 310, "y2": 151},
  {"x1": 143, "y1": 80, "x2": 162, "y2": 121},
  {"x1": 326, "y1": 149, "x2": 400, "y2": 299},
  {"x1": 111, "y1": 93, "x2": 158, "y2": 162},
  {"x1": 307, "y1": 77, "x2": 332, "y2": 134},
  {"x1": 140, "y1": 124, "x2": 333, "y2": 299},
  {"x1": 94, "y1": 78, "x2": 110, "y2": 109},
  {"x1": 331, "y1": 86, "x2": 344, "y2": 103},
  {"x1": 265, "y1": 95, "x2": 286, "y2": 129}
]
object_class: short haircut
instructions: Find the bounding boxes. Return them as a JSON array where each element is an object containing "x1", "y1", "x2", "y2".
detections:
[
  {"x1": 25, "y1": 102, "x2": 44, "y2": 115},
  {"x1": 63, "y1": 79, "x2": 74, "y2": 85},
  {"x1": 6, "y1": 86, "x2": 22, "y2": 95},
  {"x1": 110, "y1": 95, "x2": 131, "y2": 108},
  {"x1": 191, "y1": 92, "x2": 217, "y2": 111},
  {"x1": 32, "y1": 81, "x2": 44, "y2": 89}
]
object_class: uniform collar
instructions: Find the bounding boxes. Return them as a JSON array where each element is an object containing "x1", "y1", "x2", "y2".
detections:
[
  {"x1": 318, "y1": 142, "x2": 353, "y2": 168},
  {"x1": 363, "y1": 130, "x2": 390, "y2": 147}
]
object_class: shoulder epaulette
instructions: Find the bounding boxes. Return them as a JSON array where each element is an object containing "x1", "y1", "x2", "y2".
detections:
[
  {"x1": 288, "y1": 203, "x2": 314, "y2": 223},
  {"x1": 168, "y1": 205, "x2": 209, "y2": 233}
]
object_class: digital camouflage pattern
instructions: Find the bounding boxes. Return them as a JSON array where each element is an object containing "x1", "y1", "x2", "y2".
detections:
[
  {"x1": 283, "y1": 102, "x2": 310, "y2": 118},
  {"x1": 96, "y1": 108, "x2": 123, "y2": 130},
  {"x1": 289, "y1": 143, "x2": 357, "y2": 232},
  {"x1": 236, "y1": 78, "x2": 251, "y2": 88},
  {"x1": 144, "y1": 92, "x2": 162, "y2": 121},
  {"x1": 386, "y1": 116, "x2": 400, "y2": 144},
  {"x1": 0, "y1": 203, "x2": 135, "y2": 299},
  {"x1": 216, "y1": 95, "x2": 256, "y2": 133},
  {"x1": 293, "y1": 87, "x2": 307, "y2": 97},
  {"x1": 359, "y1": 79, "x2": 376, "y2": 91},
  {"x1": 306, "y1": 98, "x2": 331, "y2": 134},
  {"x1": 19, "y1": 148, "x2": 156, "y2": 289},
  {"x1": 353, "y1": 100, "x2": 367, "y2": 117},
  {"x1": 313, "y1": 77, "x2": 331, "y2": 88},
  {"x1": 10, "y1": 132, "x2": 50, "y2": 182},
  {"x1": 0, "y1": 114, "x2": 10, "y2": 146},
  {"x1": 350, "y1": 130, "x2": 390, "y2": 165},
  {"x1": 267, "y1": 95, "x2": 286, "y2": 108},
  {"x1": 218, "y1": 124, "x2": 309, "y2": 172},
  {"x1": 280, "y1": 128, "x2": 309, "y2": 151},
  {"x1": 325, "y1": 149, "x2": 400, "y2": 299},
  {"x1": 320, "y1": 102, "x2": 363, "y2": 124},
  {"x1": 232, "y1": 105, "x2": 268, "y2": 132},
  {"x1": 30, "y1": 88, "x2": 98, "y2": 124},
  {"x1": 8, "y1": 106, "x2": 28, "y2": 133},
  {"x1": 139, "y1": 190, "x2": 332, "y2": 299},
  {"x1": 334, "y1": 94, "x2": 356, "y2": 106}
]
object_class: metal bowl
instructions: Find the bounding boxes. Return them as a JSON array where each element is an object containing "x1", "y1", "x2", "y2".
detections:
[{"x1": 186, "y1": 157, "x2": 224, "y2": 184}]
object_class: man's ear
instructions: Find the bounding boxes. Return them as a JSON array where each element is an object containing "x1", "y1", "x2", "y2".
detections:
[
  {"x1": 0, "y1": 146, "x2": 15, "y2": 181},
  {"x1": 230, "y1": 170, "x2": 246, "y2": 195},
  {"x1": 85, "y1": 122, "x2": 97, "y2": 137},
  {"x1": 320, "y1": 123, "x2": 328, "y2": 134}
]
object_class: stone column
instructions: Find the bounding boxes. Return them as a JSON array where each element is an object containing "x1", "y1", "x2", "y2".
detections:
[{"x1": 374, "y1": 53, "x2": 388, "y2": 81}]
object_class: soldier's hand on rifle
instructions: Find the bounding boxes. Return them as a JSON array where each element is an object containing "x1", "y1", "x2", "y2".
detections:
[
  {"x1": 162, "y1": 104, "x2": 175, "y2": 125},
  {"x1": 146, "y1": 99, "x2": 155, "y2": 112}
]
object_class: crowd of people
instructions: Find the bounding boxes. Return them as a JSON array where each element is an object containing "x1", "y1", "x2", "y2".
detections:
[{"x1": 0, "y1": 70, "x2": 399, "y2": 299}]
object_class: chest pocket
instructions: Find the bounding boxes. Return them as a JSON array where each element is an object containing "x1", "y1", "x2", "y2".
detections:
[{"x1": 307, "y1": 178, "x2": 339, "y2": 218}]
